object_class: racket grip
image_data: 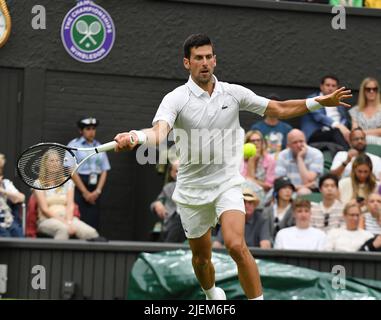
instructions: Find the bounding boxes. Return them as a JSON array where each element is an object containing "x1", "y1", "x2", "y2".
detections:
[{"x1": 96, "y1": 141, "x2": 118, "y2": 152}]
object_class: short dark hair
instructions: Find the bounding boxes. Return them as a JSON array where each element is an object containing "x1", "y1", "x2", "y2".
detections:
[
  {"x1": 320, "y1": 74, "x2": 339, "y2": 85},
  {"x1": 183, "y1": 34, "x2": 214, "y2": 59},
  {"x1": 319, "y1": 173, "x2": 339, "y2": 189},
  {"x1": 350, "y1": 126, "x2": 365, "y2": 140}
]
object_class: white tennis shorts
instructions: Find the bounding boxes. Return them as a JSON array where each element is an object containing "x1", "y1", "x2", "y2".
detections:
[{"x1": 176, "y1": 185, "x2": 245, "y2": 239}]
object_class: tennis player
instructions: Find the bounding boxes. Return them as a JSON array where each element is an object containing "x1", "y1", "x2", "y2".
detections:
[{"x1": 114, "y1": 34, "x2": 352, "y2": 300}]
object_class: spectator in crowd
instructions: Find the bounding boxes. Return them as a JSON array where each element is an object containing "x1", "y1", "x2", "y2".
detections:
[
  {"x1": 311, "y1": 174, "x2": 344, "y2": 232},
  {"x1": 262, "y1": 176, "x2": 295, "y2": 241},
  {"x1": 349, "y1": 77, "x2": 381, "y2": 145},
  {"x1": 364, "y1": 0, "x2": 381, "y2": 8},
  {"x1": 67, "y1": 117, "x2": 111, "y2": 230},
  {"x1": 242, "y1": 130, "x2": 276, "y2": 193},
  {"x1": 240, "y1": 134, "x2": 267, "y2": 208},
  {"x1": 359, "y1": 234, "x2": 381, "y2": 252},
  {"x1": 330, "y1": 127, "x2": 381, "y2": 180},
  {"x1": 325, "y1": 200, "x2": 374, "y2": 252},
  {"x1": 339, "y1": 154, "x2": 379, "y2": 206},
  {"x1": 359, "y1": 193, "x2": 381, "y2": 235},
  {"x1": 34, "y1": 149, "x2": 99, "y2": 240},
  {"x1": 329, "y1": 0, "x2": 362, "y2": 7},
  {"x1": 250, "y1": 93, "x2": 292, "y2": 158},
  {"x1": 274, "y1": 198, "x2": 326, "y2": 250},
  {"x1": 150, "y1": 160, "x2": 186, "y2": 243},
  {"x1": 242, "y1": 179, "x2": 266, "y2": 210},
  {"x1": 0, "y1": 153, "x2": 24, "y2": 237},
  {"x1": 213, "y1": 188, "x2": 271, "y2": 249},
  {"x1": 275, "y1": 129, "x2": 324, "y2": 195},
  {"x1": 301, "y1": 75, "x2": 351, "y2": 149}
]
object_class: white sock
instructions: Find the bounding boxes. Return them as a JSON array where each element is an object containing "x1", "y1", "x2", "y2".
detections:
[
  {"x1": 202, "y1": 285, "x2": 217, "y2": 299},
  {"x1": 249, "y1": 294, "x2": 264, "y2": 300}
]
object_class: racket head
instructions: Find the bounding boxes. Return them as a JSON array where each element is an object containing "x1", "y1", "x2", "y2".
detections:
[
  {"x1": 17, "y1": 143, "x2": 77, "y2": 190},
  {"x1": 76, "y1": 20, "x2": 88, "y2": 34},
  {"x1": 89, "y1": 21, "x2": 101, "y2": 34}
]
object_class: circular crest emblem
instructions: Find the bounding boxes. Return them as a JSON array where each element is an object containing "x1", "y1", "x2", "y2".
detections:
[{"x1": 61, "y1": 0, "x2": 115, "y2": 63}]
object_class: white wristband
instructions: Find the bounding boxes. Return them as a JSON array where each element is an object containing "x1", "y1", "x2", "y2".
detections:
[
  {"x1": 306, "y1": 97, "x2": 323, "y2": 112},
  {"x1": 130, "y1": 130, "x2": 147, "y2": 144}
]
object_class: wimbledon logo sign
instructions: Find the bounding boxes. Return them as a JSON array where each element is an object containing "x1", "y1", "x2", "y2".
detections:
[{"x1": 61, "y1": 0, "x2": 115, "y2": 63}]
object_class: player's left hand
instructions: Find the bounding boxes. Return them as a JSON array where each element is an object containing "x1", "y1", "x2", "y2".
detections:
[{"x1": 316, "y1": 87, "x2": 352, "y2": 108}]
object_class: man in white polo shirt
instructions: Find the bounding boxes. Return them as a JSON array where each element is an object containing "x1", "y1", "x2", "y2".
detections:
[
  {"x1": 114, "y1": 34, "x2": 352, "y2": 300},
  {"x1": 330, "y1": 127, "x2": 381, "y2": 180}
]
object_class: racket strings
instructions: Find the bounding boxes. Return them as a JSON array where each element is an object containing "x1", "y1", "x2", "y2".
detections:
[{"x1": 17, "y1": 145, "x2": 75, "y2": 190}]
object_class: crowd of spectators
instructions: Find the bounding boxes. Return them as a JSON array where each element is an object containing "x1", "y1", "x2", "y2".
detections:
[
  {"x1": 279, "y1": 0, "x2": 381, "y2": 9},
  {"x1": 2, "y1": 75, "x2": 381, "y2": 255},
  {"x1": 149, "y1": 74, "x2": 381, "y2": 254}
]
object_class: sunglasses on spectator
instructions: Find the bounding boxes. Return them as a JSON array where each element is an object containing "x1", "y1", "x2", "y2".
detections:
[
  {"x1": 365, "y1": 87, "x2": 378, "y2": 92},
  {"x1": 324, "y1": 213, "x2": 329, "y2": 227},
  {"x1": 274, "y1": 217, "x2": 280, "y2": 233},
  {"x1": 351, "y1": 136, "x2": 365, "y2": 142}
]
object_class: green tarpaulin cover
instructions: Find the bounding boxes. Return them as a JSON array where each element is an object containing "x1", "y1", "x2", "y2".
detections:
[{"x1": 128, "y1": 249, "x2": 381, "y2": 300}]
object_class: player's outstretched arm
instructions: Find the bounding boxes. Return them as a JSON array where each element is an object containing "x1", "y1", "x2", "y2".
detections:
[
  {"x1": 114, "y1": 120, "x2": 170, "y2": 152},
  {"x1": 265, "y1": 87, "x2": 352, "y2": 119}
]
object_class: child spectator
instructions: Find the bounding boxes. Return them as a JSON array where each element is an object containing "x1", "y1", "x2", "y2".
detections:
[
  {"x1": 274, "y1": 198, "x2": 326, "y2": 251},
  {"x1": 359, "y1": 193, "x2": 381, "y2": 235}
]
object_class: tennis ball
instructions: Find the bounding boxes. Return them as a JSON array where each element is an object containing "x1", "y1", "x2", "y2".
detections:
[{"x1": 243, "y1": 143, "x2": 257, "y2": 159}]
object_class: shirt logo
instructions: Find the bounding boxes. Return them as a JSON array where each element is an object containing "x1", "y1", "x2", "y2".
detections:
[
  {"x1": 61, "y1": 0, "x2": 115, "y2": 63},
  {"x1": 222, "y1": 106, "x2": 228, "y2": 110}
]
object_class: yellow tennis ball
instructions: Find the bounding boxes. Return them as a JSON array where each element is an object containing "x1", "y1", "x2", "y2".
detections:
[{"x1": 243, "y1": 143, "x2": 257, "y2": 159}]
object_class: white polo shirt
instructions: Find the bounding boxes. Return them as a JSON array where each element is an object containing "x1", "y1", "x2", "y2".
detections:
[
  {"x1": 152, "y1": 76, "x2": 269, "y2": 205},
  {"x1": 331, "y1": 151, "x2": 381, "y2": 180}
]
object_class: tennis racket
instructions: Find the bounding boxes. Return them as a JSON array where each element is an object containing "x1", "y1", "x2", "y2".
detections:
[{"x1": 17, "y1": 140, "x2": 125, "y2": 190}]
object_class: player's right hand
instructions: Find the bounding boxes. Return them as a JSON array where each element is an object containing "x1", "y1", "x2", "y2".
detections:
[{"x1": 114, "y1": 132, "x2": 138, "y2": 151}]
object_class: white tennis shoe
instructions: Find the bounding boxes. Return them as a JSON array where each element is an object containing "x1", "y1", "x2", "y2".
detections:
[{"x1": 206, "y1": 287, "x2": 227, "y2": 300}]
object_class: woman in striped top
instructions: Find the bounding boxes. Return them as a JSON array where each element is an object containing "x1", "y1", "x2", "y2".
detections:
[{"x1": 360, "y1": 192, "x2": 381, "y2": 235}]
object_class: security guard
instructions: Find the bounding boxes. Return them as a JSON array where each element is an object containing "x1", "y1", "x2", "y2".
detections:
[{"x1": 67, "y1": 117, "x2": 111, "y2": 230}]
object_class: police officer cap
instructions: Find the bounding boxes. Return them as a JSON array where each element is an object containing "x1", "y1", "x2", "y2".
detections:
[{"x1": 77, "y1": 117, "x2": 99, "y2": 129}]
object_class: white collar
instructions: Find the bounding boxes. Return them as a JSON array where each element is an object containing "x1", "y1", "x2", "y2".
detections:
[{"x1": 186, "y1": 75, "x2": 222, "y2": 97}]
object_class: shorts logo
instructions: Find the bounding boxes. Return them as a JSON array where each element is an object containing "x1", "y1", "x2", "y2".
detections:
[{"x1": 61, "y1": 0, "x2": 115, "y2": 63}]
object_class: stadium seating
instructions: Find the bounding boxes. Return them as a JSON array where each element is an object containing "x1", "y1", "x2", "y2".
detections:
[
  {"x1": 300, "y1": 192, "x2": 323, "y2": 203},
  {"x1": 366, "y1": 144, "x2": 381, "y2": 157}
]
